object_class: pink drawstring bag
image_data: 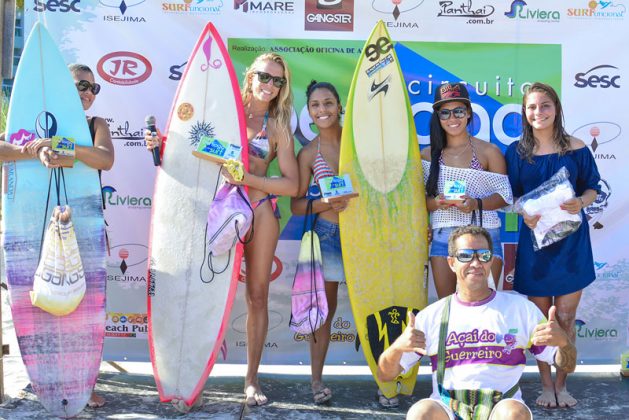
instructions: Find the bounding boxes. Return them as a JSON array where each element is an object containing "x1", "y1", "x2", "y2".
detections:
[
  {"x1": 289, "y1": 200, "x2": 328, "y2": 336},
  {"x1": 205, "y1": 182, "x2": 253, "y2": 256}
]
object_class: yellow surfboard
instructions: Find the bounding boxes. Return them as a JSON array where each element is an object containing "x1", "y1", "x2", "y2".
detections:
[{"x1": 339, "y1": 21, "x2": 428, "y2": 398}]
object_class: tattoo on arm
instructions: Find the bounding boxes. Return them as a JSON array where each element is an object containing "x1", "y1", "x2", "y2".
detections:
[{"x1": 555, "y1": 342, "x2": 577, "y2": 373}]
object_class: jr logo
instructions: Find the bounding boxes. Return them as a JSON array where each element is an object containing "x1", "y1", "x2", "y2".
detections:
[{"x1": 97, "y1": 51, "x2": 152, "y2": 85}]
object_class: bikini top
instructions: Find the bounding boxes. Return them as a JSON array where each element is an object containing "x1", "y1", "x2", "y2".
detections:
[
  {"x1": 312, "y1": 138, "x2": 336, "y2": 185},
  {"x1": 248, "y1": 113, "x2": 273, "y2": 160},
  {"x1": 439, "y1": 137, "x2": 484, "y2": 171}
]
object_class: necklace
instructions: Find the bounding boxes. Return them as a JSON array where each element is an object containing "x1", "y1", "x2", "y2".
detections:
[{"x1": 444, "y1": 142, "x2": 470, "y2": 159}]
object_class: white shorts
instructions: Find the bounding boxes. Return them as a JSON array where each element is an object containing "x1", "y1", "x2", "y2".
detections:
[{"x1": 420, "y1": 397, "x2": 533, "y2": 420}]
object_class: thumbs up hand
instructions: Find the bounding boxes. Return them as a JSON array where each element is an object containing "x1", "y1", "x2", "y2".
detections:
[
  {"x1": 393, "y1": 311, "x2": 427, "y2": 356},
  {"x1": 532, "y1": 306, "x2": 569, "y2": 348}
]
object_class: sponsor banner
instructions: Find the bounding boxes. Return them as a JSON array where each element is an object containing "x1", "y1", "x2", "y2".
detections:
[{"x1": 22, "y1": 4, "x2": 629, "y2": 365}]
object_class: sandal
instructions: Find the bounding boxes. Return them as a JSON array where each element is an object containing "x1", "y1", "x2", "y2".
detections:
[
  {"x1": 313, "y1": 387, "x2": 332, "y2": 404},
  {"x1": 377, "y1": 389, "x2": 399, "y2": 408}
]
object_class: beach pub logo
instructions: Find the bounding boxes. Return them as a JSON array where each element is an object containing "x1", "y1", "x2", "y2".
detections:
[
  {"x1": 233, "y1": 0, "x2": 294, "y2": 13},
  {"x1": 504, "y1": 0, "x2": 560, "y2": 21},
  {"x1": 305, "y1": 0, "x2": 354, "y2": 31},
  {"x1": 100, "y1": 0, "x2": 147, "y2": 21},
  {"x1": 438, "y1": 0, "x2": 496, "y2": 24}
]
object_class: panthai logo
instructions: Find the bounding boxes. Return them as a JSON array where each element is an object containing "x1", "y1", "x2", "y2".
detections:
[
  {"x1": 102, "y1": 185, "x2": 152, "y2": 209},
  {"x1": 576, "y1": 320, "x2": 619, "y2": 340},
  {"x1": 585, "y1": 178, "x2": 611, "y2": 229},
  {"x1": 97, "y1": 51, "x2": 152, "y2": 86},
  {"x1": 574, "y1": 64, "x2": 620, "y2": 89},
  {"x1": 233, "y1": 0, "x2": 294, "y2": 13},
  {"x1": 438, "y1": 0, "x2": 496, "y2": 24},
  {"x1": 162, "y1": 0, "x2": 224, "y2": 14},
  {"x1": 504, "y1": 0, "x2": 560, "y2": 21},
  {"x1": 32, "y1": 0, "x2": 80, "y2": 13},
  {"x1": 100, "y1": 0, "x2": 147, "y2": 22},
  {"x1": 572, "y1": 121, "x2": 620, "y2": 158},
  {"x1": 105, "y1": 117, "x2": 145, "y2": 147},
  {"x1": 371, "y1": 0, "x2": 422, "y2": 28},
  {"x1": 305, "y1": 0, "x2": 354, "y2": 31},
  {"x1": 567, "y1": 1, "x2": 626, "y2": 19}
]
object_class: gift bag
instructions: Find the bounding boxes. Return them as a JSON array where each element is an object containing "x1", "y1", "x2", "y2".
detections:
[
  {"x1": 514, "y1": 166, "x2": 582, "y2": 251},
  {"x1": 205, "y1": 182, "x2": 254, "y2": 256},
  {"x1": 289, "y1": 200, "x2": 328, "y2": 336},
  {"x1": 30, "y1": 205, "x2": 86, "y2": 316}
]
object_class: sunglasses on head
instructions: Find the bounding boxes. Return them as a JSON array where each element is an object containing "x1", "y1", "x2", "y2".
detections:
[
  {"x1": 453, "y1": 249, "x2": 493, "y2": 263},
  {"x1": 76, "y1": 80, "x2": 101, "y2": 95},
  {"x1": 254, "y1": 71, "x2": 286, "y2": 88},
  {"x1": 438, "y1": 106, "x2": 467, "y2": 120}
]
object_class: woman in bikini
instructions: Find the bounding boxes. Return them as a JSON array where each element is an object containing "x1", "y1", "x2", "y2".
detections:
[
  {"x1": 220, "y1": 53, "x2": 299, "y2": 406},
  {"x1": 422, "y1": 82, "x2": 512, "y2": 298},
  {"x1": 291, "y1": 81, "x2": 348, "y2": 405}
]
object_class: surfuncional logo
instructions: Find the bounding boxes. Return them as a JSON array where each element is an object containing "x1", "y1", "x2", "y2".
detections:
[
  {"x1": 567, "y1": 1, "x2": 626, "y2": 19},
  {"x1": 574, "y1": 64, "x2": 621, "y2": 88},
  {"x1": 100, "y1": 0, "x2": 147, "y2": 22},
  {"x1": 97, "y1": 51, "x2": 152, "y2": 85},
  {"x1": 504, "y1": 0, "x2": 561, "y2": 21},
  {"x1": 162, "y1": 0, "x2": 224, "y2": 14},
  {"x1": 305, "y1": 0, "x2": 354, "y2": 31},
  {"x1": 438, "y1": 0, "x2": 495, "y2": 24},
  {"x1": 233, "y1": 0, "x2": 294, "y2": 13},
  {"x1": 33, "y1": 0, "x2": 80, "y2": 12}
]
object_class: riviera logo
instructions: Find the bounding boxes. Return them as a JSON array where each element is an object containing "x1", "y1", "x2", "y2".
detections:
[
  {"x1": 102, "y1": 185, "x2": 152, "y2": 208},
  {"x1": 504, "y1": 0, "x2": 560, "y2": 21},
  {"x1": 575, "y1": 320, "x2": 618, "y2": 340}
]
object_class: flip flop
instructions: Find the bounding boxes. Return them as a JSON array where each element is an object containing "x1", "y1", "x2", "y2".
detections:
[
  {"x1": 377, "y1": 389, "x2": 399, "y2": 408},
  {"x1": 313, "y1": 387, "x2": 332, "y2": 404}
]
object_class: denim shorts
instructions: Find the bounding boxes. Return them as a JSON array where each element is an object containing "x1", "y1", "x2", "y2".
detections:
[
  {"x1": 313, "y1": 218, "x2": 345, "y2": 282},
  {"x1": 429, "y1": 226, "x2": 503, "y2": 260}
]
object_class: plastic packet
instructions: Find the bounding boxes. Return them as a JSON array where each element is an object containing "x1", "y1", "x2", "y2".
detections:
[{"x1": 513, "y1": 167, "x2": 581, "y2": 251}]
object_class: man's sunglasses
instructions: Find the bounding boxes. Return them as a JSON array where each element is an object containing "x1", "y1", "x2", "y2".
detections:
[
  {"x1": 76, "y1": 80, "x2": 101, "y2": 95},
  {"x1": 254, "y1": 71, "x2": 286, "y2": 88},
  {"x1": 452, "y1": 249, "x2": 493, "y2": 263},
  {"x1": 438, "y1": 106, "x2": 467, "y2": 120}
]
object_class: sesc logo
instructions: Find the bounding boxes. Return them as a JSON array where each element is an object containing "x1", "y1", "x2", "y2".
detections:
[
  {"x1": 574, "y1": 64, "x2": 620, "y2": 88},
  {"x1": 97, "y1": 51, "x2": 152, "y2": 85},
  {"x1": 33, "y1": 0, "x2": 80, "y2": 12}
]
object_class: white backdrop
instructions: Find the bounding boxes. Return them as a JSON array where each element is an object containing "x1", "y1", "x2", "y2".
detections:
[{"x1": 23, "y1": 0, "x2": 628, "y2": 365}]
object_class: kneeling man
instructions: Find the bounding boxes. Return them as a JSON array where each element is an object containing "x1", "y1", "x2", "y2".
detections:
[{"x1": 377, "y1": 226, "x2": 576, "y2": 420}]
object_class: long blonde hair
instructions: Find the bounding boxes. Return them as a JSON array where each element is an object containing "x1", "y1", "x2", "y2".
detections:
[
  {"x1": 518, "y1": 82, "x2": 571, "y2": 161},
  {"x1": 241, "y1": 53, "x2": 293, "y2": 145}
]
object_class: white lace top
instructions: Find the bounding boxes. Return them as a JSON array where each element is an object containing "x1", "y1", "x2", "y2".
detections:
[{"x1": 422, "y1": 160, "x2": 513, "y2": 229}]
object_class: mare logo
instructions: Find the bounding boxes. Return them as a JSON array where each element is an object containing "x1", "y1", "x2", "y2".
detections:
[
  {"x1": 33, "y1": 0, "x2": 80, "y2": 13},
  {"x1": 97, "y1": 51, "x2": 152, "y2": 85},
  {"x1": 305, "y1": 0, "x2": 354, "y2": 32},
  {"x1": 234, "y1": 0, "x2": 295, "y2": 13},
  {"x1": 574, "y1": 64, "x2": 620, "y2": 88},
  {"x1": 575, "y1": 320, "x2": 618, "y2": 340},
  {"x1": 162, "y1": 0, "x2": 224, "y2": 14},
  {"x1": 102, "y1": 185, "x2": 152, "y2": 209},
  {"x1": 585, "y1": 178, "x2": 611, "y2": 229},
  {"x1": 567, "y1": 1, "x2": 626, "y2": 19},
  {"x1": 369, "y1": 74, "x2": 391, "y2": 100},
  {"x1": 100, "y1": 0, "x2": 147, "y2": 22},
  {"x1": 169, "y1": 61, "x2": 187, "y2": 81},
  {"x1": 571, "y1": 121, "x2": 620, "y2": 155},
  {"x1": 107, "y1": 243, "x2": 148, "y2": 276},
  {"x1": 438, "y1": 0, "x2": 495, "y2": 24},
  {"x1": 35, "y1": 111, "x2": 58, "y2": 138},
  {"x1": 505, "y1": 0, "x2": 560, "y2": 21},
  {"x1": 366, "y1": 306, "x2": 419, "y2": 363}
]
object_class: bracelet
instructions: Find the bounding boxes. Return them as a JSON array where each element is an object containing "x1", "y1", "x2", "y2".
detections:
[{"x1": 261, "y1": 176, "x2": 267, "y2": 191}]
